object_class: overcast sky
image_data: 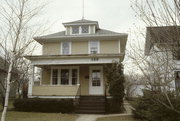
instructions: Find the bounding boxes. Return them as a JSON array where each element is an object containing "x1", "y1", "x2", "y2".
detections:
[{"x1": 42, "y1": 0, "x2": 143, "y2": 34}]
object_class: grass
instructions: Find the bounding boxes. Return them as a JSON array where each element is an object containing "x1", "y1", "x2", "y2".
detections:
[
  {"x1": 96, "y1": 115, "x2": 141, "y2": 121},
  {"x1": 0, "y1": 99, "x2": 15, "y2": 111},
  {"x1": 0, "y1": 111, "x2": 78, "y2": 121},
  {"x1": 0, "y1": 99, "x2": 78, "y2": 121}
]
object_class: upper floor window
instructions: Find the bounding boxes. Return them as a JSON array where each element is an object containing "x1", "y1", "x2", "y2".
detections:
[
  {"x1": 89, "y1": 40, "x2": 99, "y2": 54},
  {"x1": 61, "y1": 42, "x2": 71, "y2": 55},
  {"x1": 81, "y1": 25, "x2": 89, "y2": 34},
  {"x1": 72, "y1": 26, "x2": 79, "y2": 34}
]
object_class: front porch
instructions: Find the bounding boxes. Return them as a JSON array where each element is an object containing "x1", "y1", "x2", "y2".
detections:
[{"x1": 29, "y1": 64, "x2": 109, "y2": 98}]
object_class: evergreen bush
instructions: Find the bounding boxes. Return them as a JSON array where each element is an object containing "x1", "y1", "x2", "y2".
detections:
[
  {"x1": 132, "y1": 90, "x2": 180, "y2": 121},
  {"x1": 104, "y1": 61, "x2": 125, "y2": 113}
]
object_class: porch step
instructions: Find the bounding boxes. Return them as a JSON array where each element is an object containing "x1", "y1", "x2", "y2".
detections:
[{"x1": 75, "y1": 96, "x2": 105, "y2": 114}]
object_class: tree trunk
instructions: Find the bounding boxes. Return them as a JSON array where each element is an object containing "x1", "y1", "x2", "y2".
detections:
[{"x1": 1, "y1": 58, "x2": 13, "y2": 121}]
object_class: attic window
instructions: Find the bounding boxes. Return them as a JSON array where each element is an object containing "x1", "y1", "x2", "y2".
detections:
[
  {"x1": 71, "y1": 25, "x2": 89, "y2": 34},
  {"x1": 81, "y1": 25, "x2": 89, "y2": 34},
  {"x1": 72, "y1": 26, "x2": 79, "y2": 34}
]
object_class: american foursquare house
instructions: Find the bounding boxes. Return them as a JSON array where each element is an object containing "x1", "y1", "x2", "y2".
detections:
[{"x1": 25, "y1": 19, "x2": 127, "y2": 113}]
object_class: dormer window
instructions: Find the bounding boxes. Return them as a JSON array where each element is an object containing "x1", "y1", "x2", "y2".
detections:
[
  {"x1": 71, "y1": 25, "x2": 89, "y2": 35},
  {"x1": 72, "y1": 26, "x2": 79, "y2": 34},
  {"x1": 81, "y1": 25, "x2": 89, "y2": 34}
]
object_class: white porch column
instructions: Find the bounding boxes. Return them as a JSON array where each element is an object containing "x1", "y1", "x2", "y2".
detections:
[{"x1": 28, "y1": 65, "x2": 34, "y2": 97}]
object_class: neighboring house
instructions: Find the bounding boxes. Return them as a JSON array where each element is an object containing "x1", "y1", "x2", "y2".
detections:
[
  {"x1": 25, "y1": 19, "x2": 127, "y2": 113},
  {"x1": 145, "y1": 26, "x2": 180, "y2": 90}
]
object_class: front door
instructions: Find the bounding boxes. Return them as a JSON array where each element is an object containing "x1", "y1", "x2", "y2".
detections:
[{"x1": 89, "y1": 66, "x2": 104, "y2": 95}]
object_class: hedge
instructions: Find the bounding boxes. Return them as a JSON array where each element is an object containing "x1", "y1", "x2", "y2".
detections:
[{"x1": 13, "y1": 98, "x2": 75, "y2": 113}]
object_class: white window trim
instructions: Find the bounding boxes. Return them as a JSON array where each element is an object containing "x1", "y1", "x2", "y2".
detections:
[
  {"x1": 50, "y1": 66, "x2": 79, "y2": 86},
  {"x1": 93, "y1": 25, "x2": 95, "y2": 34},
  {"x1": 88, "y1": 40, "x2": 100, "y2": 54},
  {"x1": 61, "y1": 41, "x2": 71, "y2": 55},
  {"x1": 118, "y1": 40, "x2": 121, "y2": 53}
]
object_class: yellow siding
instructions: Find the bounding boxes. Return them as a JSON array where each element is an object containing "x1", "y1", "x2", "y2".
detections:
[
  {"x1": 42, "y1": 39, "x2": 124, "y2": 55},
  {"x1": 43, "y1": 42, "x2": 60, "y2": 55},
  {"x1": 41, "y1": 68, "x2": 51, "y2": 85},
  {"x1": 80, "y1": 65, "x2": 89, "y2": 95},
  {"x1": 72, "y1": 41, "x2": 88, "y2": 54},
  {"x1": 100, "y1": 40, "x2": 119, "y2": 53},
  {"x1": 32, "y1": 85, "x2": 79, "y2": 96}
]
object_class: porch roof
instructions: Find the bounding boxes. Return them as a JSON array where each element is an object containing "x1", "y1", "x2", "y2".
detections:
[
  {"x1": 24, "y1": 53, "x2": 124, "y2": 60},
  {"x1": 24, "y1": 54, "x2": 124, "y2": 66}
]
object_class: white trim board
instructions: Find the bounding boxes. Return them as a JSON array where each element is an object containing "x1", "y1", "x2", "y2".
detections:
[
  {"x1": 28, "y1": 96, "x2": 78, "y2": 99},
  {"x1": 31, "y1": 58, "x2": 120, "y2": 65}
]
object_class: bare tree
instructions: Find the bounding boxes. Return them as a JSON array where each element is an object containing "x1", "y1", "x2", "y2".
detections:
[
  {"x1": 128, "y1": 0, "x2": 180, "y2": 113},
  {"x1": 125, "y1": 72, "x2": 145, "y2": 98},
  {"x1": 0, "y1": 0, "x2": 46, "y2": 120}
]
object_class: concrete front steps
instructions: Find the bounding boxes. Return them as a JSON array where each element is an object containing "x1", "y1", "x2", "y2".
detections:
[{"x1": 75, "y1": 96, "x2": 105, "y2": 114}]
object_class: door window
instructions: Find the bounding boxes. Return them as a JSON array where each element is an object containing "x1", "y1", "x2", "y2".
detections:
[{"x1": 92, "y1": 70, "x2": 101, "y2": 86}]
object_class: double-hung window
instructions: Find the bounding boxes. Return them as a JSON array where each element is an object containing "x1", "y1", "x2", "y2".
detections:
[
  {"x1": 61, "y1": 42, "x2": 71, "y2": 55},
  {"x1": 89, "y1": 40, "x2": 99, "y2": 54},
  {"x1": 51, "y1": 67, "x2": 78, "y2": 85}
]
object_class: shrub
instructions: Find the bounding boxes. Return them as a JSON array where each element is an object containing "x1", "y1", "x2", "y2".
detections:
[
  {"x1": 13, "y1": 98, "x2": 74, "y2": 113},
  {"x1": 104, "y1": 62, "x2": 125, "y2": 113},
  {"x1": 132, "y1": 90, "x2": 180, "y2": 121}
]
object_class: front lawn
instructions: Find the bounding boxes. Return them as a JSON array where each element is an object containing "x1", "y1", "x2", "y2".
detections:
[
  {"x1": 0, "y1": 111, "x2": 78, "y2": 121},
  {"x1": 96, "y1": 115, "x2": 141, "y2": 121},
  {"x1": 0, "y1": 99, "x2": 78, "y2": 121}
]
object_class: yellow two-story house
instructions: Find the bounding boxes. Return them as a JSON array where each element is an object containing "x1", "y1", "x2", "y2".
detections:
[{"x1": 25, "y1": 19, "x2": 127, "y2": 113}]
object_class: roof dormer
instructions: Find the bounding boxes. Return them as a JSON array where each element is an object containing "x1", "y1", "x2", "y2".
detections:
[{"x1": 63, "y1": 19, "x2": 99, "y2": 35}]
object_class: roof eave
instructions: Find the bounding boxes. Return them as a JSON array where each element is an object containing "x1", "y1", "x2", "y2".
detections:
[
  {"x1": 34, "y1": 34, "x2": 128, "y2": 44},
  {"x1": 63, "y1": 22, "x2": 99, "y2": 29},
  {"x1": 24, "y1": 53, "x2": 125, "y2": 60}
]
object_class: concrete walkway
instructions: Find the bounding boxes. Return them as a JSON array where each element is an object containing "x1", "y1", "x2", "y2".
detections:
[{"x1": 75, "y1": 101, "x2": 133, "y2": 121}]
